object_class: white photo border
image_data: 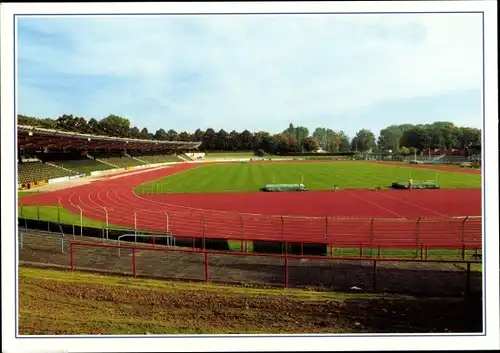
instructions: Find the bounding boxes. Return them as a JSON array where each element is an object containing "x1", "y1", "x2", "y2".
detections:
[{"x1": 1, "y1": 1, "x2": 498, "y2": 352}]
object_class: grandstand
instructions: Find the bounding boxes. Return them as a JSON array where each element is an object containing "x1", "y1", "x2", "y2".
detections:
[
  {"x1": 17, "y1": 125, "x2": 201, "y2": 187},
  {"x1": 18, "y1": 161, "x2": 74, "y2": 184},
  {"x1": 128, "y1": 153, "x2": 182, "y2": 164},
  {"x1": 51, "y1": 158, "x2": 113, "y2": 175}
]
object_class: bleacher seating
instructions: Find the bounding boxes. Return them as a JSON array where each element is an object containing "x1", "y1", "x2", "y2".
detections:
[
  {"x1": 97, "y1": 156, "x2": 146, "y2": 168},
  {"x1": 52, "y1": 159, "x2": 114, "y2": 175},
  {"x1": 18, "y1": 162, "x2": 74, "y2": 184},
  {"x1": 133, "y1": 154, "x2": 181, "y2": 164}
]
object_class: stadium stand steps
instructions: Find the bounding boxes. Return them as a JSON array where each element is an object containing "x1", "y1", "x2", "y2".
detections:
[
  {"x1": 131, "y1": 156, "x2": 149, "y2": 164},
  {"x1": 18, "y1": 162, "x2": 75, "y2": 184},
  {"x1": 88, "y1": 154, "x2": 120, "y2": 168},
  {"x1": 133, "y1": 154, "x2": 182, "y2": 164},
  {"x1": 45, "y1": 162, "x2": 78, "y2": 175},
  {"x1": 177, "y1": 153, "x2": 191, "y2": 162},
  {"x1": 51, "y1": 158, "x2": 114, "y2": 175}
]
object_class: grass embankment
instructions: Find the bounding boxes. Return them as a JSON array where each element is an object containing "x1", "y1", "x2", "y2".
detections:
[
  {"x1": 18, "y1": 205, "x2": 131, "y2": 230},
  {"x1": 134, "y1": 162, "x2": 481, "y2": 194},
  {"x1": 18, "y1": 267, "x2": 482, "y2": 335},
  {"x1": 18, "y1": 191, "x2": 41, "y2": 198}
]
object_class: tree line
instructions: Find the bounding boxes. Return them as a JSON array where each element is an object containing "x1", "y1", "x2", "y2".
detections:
[{"x1": 18, "y1": 114, "x2": 481, "y2": 154}]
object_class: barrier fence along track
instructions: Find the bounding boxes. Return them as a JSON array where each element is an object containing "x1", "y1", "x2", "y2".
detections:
[
  {"x1": 67, "y1": 241, "x2": 480, "y2": 296},
  {"x1": 18, "y1": 204, "x2": 483, "y2": 249},
  {"x1": 18, "y1": 232, "x2": 482, "y2": 296}
]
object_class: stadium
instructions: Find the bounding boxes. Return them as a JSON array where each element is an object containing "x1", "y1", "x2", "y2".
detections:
[{"x1": 18, "y1": 121, "x2": 483, "y2": 300}]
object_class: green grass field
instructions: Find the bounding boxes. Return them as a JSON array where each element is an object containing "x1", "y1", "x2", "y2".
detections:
[
  {"x1": 18, "y1": 191, "x2": 41, "y2": 198},
  {"x1": 18, "y1": 205, "x2": 130, "y2": 230},
  {"x1": 135, "y1": 161, "x2": 481, "y2": 194}
]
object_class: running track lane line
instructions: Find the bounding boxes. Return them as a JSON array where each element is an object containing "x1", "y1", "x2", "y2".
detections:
[
  {"x1": 374, "y1": 191, "x2": 448, "y2": 218},
  {"x1": 340, "y1": 190, "x2": 407, "y2": 219},
  {"x1": 111, "y1": 187, "x2": 290, "y2": 239}
]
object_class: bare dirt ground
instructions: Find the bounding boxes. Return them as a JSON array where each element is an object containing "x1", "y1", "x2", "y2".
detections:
[{"x1": 18, "y1": 267, "x2": 482, "y2": 334}]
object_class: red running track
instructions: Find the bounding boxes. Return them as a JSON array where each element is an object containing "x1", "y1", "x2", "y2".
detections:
[{"x1": 20, "y1": 164, "x2": 482, "y2": 248}]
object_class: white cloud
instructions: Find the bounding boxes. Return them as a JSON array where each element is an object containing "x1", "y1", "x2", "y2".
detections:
[{"x1": 17, "y1": 13, "x2": 483, "y2": 135}]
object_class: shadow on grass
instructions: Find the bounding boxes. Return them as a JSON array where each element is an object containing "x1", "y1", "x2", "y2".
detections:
[{"x1": 338, "y1": 294, "x2": 482, "y2": 333}]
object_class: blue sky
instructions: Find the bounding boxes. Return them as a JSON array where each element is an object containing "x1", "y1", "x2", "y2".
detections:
[{"x1": 17, "y1": 13, "x2": 483, "y2": 138}]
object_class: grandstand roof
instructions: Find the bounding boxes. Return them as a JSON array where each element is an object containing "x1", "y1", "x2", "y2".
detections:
[{"x1": 17, "y1": 125, "x2": 201, "y2": 150}]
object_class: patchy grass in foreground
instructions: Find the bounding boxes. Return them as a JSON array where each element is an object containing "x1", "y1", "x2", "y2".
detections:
[{"x1": 18, "y1": 267, "x2": 482, "y2": 335}]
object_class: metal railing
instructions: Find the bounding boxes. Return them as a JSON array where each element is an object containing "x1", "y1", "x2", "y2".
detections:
[{"x1": 17, "y1": 204, "x2": 483, "y2": 249}]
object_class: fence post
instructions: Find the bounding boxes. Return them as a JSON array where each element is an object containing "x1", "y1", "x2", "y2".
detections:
[
  {"x1": 415, "y1": 217, "x2": 421, "y2": 258},
  {"x1": 239, "y1": 214, "x2": 244, "y2": 240},
  {"x1": 202, "y1": 213, "x2": 206, "y2": 250},
  {"x1": 57, "y1": 206, "x2": 61, "y2": 224},
  {"x1": 372, "y1": 260, "x2": 377, "y2": 292},
  {"x1": 103, "y1": 207, "x2": 109, "y2": 240},
  {"x1": 280, "y1": 216, "x2": 285, "y2": 241},
  {"x1": 78, "y1": 206, "x2": 83, "y2": 236},
  {"x1": 132, "y1": 247, "x2": 137, "y2": 277},
  {"x1": 370, "y1": 218, "x2": 374, "y2": 243},
  {"x1": 461, "y1": 216, "x2": 469, "y2": 249},
  {"x1": 204, "y1": 252, "x2": 209, "y2": 283},
  {"x1": 360, "y1": 242, "x2": 363, "y2": 258},
  {"x1": 61, "y1": 235, "x2": 64, "y2": 253},
  {"x1": 24, "y1": 217, "x2": 28, "y2": 230},
  {"x1": 70, "y1": 243, "x2": 74, "y2": 271},
  {"x1": 36, "y1": 204, "x2": 40, "y2": 220},
  {"x1": 461, "y1": 244, "x2": 466, "y2": 261},
  {"x1": 284, "y1": 244, "x2": 289, "y2": 289},
  {"x1": 134, "y1": 211, "x2": 137, "y2": 236},
  {"x1": 165, "y1": 212, "x2": 170, "y2": 233},
  {"x1": 325, "y1": 217, "x2": 328, "y2": 241},
  {"x1": 465, "y1": 262, "x2": 471, "y2": 297}
]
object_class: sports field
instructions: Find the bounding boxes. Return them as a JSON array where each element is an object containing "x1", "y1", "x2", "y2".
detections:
[{"x1": 134, "y1": 161, "x2": 481, "y2": 194}]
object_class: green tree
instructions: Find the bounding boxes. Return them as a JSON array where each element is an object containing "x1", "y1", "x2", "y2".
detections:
[
  {"x1": 352, "y1": 129, "x2": 376, "y2": 152},
  {"x1": 312, "y1": 127, "x2": 328, "y2": 149},
  {"x1": 166, "y1": 129, "x2": 179, "y2": 141},
  {"x1": 377, "y1": 125, "x2": 403, "y2": 152},
  {"x1": 129, "y1": 126, "x2": 141, "y2": 138},
  {"x1": 301, "y1": 136, "x2": 319, "y2": 152},
  {"x1": 154, "y1": 128, "x2": 167, "y2": 140},
  {"x1": 139, "y1": 127, "x2": 149, "y2": 139},
  {"x1": 99, "y1": 114, "x2": 131, "y2": 137}
]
